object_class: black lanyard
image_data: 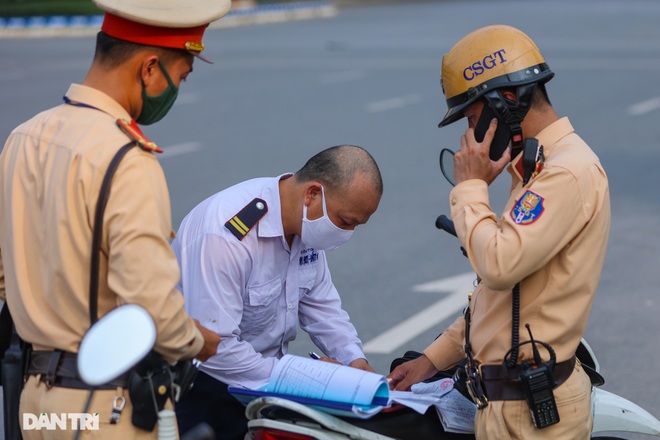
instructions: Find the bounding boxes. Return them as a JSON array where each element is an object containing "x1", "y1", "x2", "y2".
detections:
[{"x1": 88, "y1": 142, "x2": 136, "y2": 325}]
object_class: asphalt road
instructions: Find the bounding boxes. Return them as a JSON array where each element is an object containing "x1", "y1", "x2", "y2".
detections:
[{"x1": 1, "y1": 0, "x2": 660, "y2": 437}]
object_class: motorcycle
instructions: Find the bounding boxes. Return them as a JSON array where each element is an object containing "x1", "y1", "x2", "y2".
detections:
[
  {"x1": 244, "y1": 346, "x2": 660, "y2": 440},
  {"x1": 239, "y1": 150, "x2": 660, "y2": 440}
]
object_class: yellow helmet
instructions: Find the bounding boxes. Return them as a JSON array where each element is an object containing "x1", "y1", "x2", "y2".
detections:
[{"x1": 438, "y1": 25, "x2": 554, "y2": 128}]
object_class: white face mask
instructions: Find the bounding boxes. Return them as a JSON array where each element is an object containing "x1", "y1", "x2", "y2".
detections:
[{"x1": 301, "y1": 186, "x2": 354, "y2": 251}]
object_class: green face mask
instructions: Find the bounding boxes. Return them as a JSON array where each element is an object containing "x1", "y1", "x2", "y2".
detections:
[{"x1": 136, "y1": 60, "x2": 179, "y2": 125}]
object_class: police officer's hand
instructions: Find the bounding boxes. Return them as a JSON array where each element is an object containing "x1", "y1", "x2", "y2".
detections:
[
  {"x1": 455, "y1": 118, "x2": 511, "y2": 186},
  {"x1": 193, "y1": 319, "x2": 221, "y2": 362},
  {"x1": 349, "y1": 358, "x2": 376, "y2": 373},
  {"x1": 387, "y1": 354, "x2": 438, "y2": 391}
]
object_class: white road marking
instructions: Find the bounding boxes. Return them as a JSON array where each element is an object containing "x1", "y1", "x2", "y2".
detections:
[
  {"x1": 363, "y1": 272, "x2": 476, "y2": 354},
  {"x1": 627, "y1": 97, "x2": 660, "y2": 116},
  {"x1": 159, "y1": 142, "x2": 202, "y2": 159},
  {"x1": 366, "y1": 94, "x2": 420, "y2": 113}
]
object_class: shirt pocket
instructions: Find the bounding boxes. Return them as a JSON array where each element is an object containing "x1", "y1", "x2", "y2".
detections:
[
  {"x1": 247, "y1": 277, "x2": 282, "y2": 306},
  {"x1": 242, "y1": 277, "x2": 282, "y2": 338}
]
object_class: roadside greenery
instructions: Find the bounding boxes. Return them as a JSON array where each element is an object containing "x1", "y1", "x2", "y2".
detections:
[{"x1": 0, "y1": 1, "x2": 102, "y2": 17}]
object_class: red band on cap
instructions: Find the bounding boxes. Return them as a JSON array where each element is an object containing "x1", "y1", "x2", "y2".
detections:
[{"x1": 101, "y1": 13, "x2": 208, "y2": 51}]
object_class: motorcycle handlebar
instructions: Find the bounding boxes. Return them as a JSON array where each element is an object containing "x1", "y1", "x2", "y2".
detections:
[
  {"x1": 435, "y1": 215, "x2": 457, "y2": 237},
  {"x1": 436, "y1": 214, "x2": 468, "y2": 258}
]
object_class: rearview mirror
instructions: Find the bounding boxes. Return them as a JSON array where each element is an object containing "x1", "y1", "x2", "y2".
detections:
[
  {"x1": 77, "y1": 304, "x2": 156, "y2": 386},
  {"x1": 439, "y1": 148, "x2": 456, "y2": 187}
]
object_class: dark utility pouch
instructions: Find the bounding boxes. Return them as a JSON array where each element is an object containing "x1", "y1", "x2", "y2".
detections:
[
  {"x1": 451, "y1": 363, "x2": 475, "y2": 401},
  {"x1": 0, "y1": 302, "x2": 13, "y2": 370},
  {"x1": 171, "y1": 359, "x2": 199, "y2": 401},
  {"x1": 128, "y1": 351, "x2": 172, "y2": 432},
  {"x1": 0, "y1": 302, "x2": 31, "y2": 440}
]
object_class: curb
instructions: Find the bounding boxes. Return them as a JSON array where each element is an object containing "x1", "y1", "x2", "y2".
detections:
[{"x1": 0, "y1": 0, "x2": 337, "y2": 38}]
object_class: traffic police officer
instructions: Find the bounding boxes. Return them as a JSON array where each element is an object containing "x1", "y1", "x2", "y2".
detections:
[
  {"x1": 0, "y1": 0, "x2": 229, "y2": 438},
  {"x1": 388, "y1": 25, "x2": 611, "y2": 439}
]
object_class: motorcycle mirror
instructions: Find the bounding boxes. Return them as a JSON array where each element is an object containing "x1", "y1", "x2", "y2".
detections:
[
  {"x1": 77, "y1": 304, "x2": 156, "y2": 386},
  {"x1": 439, "y1": 148, "x2": 456, "y2": 187}
]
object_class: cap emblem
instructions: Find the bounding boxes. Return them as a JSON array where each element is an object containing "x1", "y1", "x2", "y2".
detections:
[{"x1": 185, "y1": 42, "x2": 205, "y2": 53}]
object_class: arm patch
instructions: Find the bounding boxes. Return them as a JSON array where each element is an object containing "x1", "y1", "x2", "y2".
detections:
[{"x1": 510, "y1": 190, "x2": 544, "y2": 225}]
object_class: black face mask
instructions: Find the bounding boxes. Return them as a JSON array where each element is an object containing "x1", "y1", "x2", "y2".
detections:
[{"x1": 474, "y1": 101, "x2": 512, "y2": 161}]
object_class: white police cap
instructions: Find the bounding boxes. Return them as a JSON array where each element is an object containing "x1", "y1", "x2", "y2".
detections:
[{"x1": 93, "y1": 0, "x2": 231, "y2": 63}]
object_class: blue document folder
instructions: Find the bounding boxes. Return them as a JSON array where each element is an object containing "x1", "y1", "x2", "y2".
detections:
[{"x1": 229, "y1": 386, "x2": 386, "y2": 417}]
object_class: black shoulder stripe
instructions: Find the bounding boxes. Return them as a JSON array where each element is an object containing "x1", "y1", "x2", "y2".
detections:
[{"x1": 225, "y1": 198, "x2": 268, "y2": 241}]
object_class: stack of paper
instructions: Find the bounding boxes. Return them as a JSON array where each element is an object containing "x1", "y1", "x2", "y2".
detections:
[
  {"x1": 390, "y1": 378, "x2": 476, "y2": 434},
  {"x1": 229, "y1": 354, "x2": 389, "y2": 419}
]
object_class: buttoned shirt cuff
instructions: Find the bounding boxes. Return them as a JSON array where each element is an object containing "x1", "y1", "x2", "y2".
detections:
[
  {"x1": 449, "y1": 179, "x2": 490, "y2": 217},
  {"x1": 332, "y1": 345, "x2": 366, "y2": 366}
]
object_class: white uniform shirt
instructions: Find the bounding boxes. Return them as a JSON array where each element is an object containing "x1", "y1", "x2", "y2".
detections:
[{"x1": 171, "y1": 175, "x2": 366, "y2": 388}]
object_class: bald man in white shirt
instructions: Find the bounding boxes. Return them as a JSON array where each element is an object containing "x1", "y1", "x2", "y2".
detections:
[{"x1": 172, "y1": 145, "x2": 383, "y2": 439}]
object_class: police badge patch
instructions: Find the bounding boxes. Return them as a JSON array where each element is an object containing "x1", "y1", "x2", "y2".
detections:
[{"x1": 511, "y1": 190, "x2": 544, "y2": 225}]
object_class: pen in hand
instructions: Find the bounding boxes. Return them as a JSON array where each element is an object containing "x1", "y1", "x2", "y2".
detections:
[{"x1": 309, "y1": 351, "x2": 321, "y2": 360}]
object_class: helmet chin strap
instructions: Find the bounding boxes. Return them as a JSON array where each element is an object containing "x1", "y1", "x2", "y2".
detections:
[{"x1": 482, "y1": 83, "x2": 537, "y2": 158}]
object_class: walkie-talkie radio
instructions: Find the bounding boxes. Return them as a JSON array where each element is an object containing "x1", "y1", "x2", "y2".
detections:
[
  {"x1": 518, "y1": 325, "x2": 560, "y2": 428},
  {"x1": 519, "y1": 362, "x2": 560, "y2": 428}
]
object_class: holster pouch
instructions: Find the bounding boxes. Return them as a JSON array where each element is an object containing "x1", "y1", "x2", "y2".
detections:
[
  {"x1": 128, "y1": 351, "x2": 172, "y2": 432},
  {"x1": 451, "y1": 365, "x2": 474, "y2": 401},
  {"x1": 171, "y1": 360, "x2": 199, "y2": 402},
  {"x1": 0, "y1": 303, "x2": 13, "y2": 375},
  {"x1": 0, "y1": 302, "x2": 30, "y2": 440}
]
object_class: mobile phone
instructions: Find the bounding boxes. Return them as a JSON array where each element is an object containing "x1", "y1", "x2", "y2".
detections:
[{"x1": 474, "y1": 102, "x2": 511, "y2": 161}]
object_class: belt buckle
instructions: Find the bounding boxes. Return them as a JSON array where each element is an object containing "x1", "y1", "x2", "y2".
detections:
[{"x1": 465, "y1": 365, "x2": 489, "y2": 409}]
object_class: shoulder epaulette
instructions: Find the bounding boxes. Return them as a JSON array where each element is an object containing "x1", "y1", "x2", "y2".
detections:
[
  {"x1": 225, "y1": 198, "x2": 268, "y2": 241},
  {"x1": 116, "y1": 119, "x2": 163, "y2": 153}
]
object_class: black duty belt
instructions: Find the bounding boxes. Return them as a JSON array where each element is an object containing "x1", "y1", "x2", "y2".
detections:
[
  {"x1": 479, "y1": 355, "x2": 576, "y2": 401},
  {"x1": 27, "y1": 350, "x2": 130, "y2": 390}
]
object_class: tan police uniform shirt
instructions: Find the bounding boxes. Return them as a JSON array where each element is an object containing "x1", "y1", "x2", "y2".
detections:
[
  {"x1": 424, "y1": 117, "x2": 610, "y2": 368},
  {"x1": 0, "y1": 84, "x2": 203, "y2": 362}
]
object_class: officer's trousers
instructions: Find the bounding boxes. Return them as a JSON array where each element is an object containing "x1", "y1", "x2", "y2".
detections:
[
  {"x1": 20, "y1": 375, "x2": 161, "y2": 439},
  {"x1": 474, "y1": 360, "x2": 593, "y2": 439}
]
